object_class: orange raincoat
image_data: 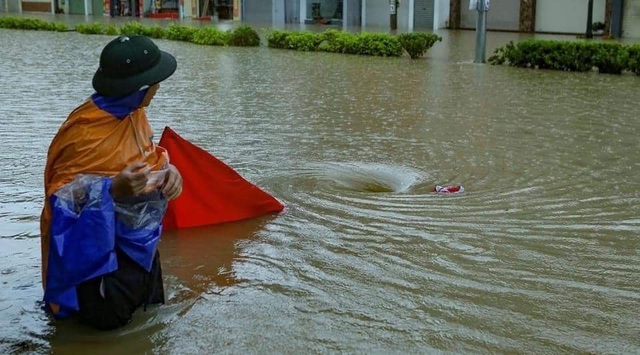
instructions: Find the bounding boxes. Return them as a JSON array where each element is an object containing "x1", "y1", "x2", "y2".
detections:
[{"x1": 40, "y1": 99, "x2": 167, "y2": 305}]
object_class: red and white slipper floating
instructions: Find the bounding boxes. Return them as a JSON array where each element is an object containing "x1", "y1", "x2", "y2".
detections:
[{"x1": 433, "y1": 185, "x2": 465, "y2": 194}]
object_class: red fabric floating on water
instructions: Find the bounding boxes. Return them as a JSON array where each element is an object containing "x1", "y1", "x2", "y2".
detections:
[{"x1": 158, "y1": 127, "x2": 284, "y2": 230}]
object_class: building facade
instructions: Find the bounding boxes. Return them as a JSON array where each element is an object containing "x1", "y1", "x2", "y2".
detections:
[
  {"x1": 623, "y1": 0, "x2": 640, "y2": 37},
  {"x1": 2, "y1": 0, "x2": 638, "y2": 38},
  {"x1": 460, "y1": 0, "x2": 520, "y2": 31},
  {"x1": 534, "y1": 0, "x2": 606, "y2": 34},
  {"x1": 450, "y1": 0, "x2": 638, "y2": 38},
  {"x1": 238, "y1": 0, "x2": 451, "y2": 31}
]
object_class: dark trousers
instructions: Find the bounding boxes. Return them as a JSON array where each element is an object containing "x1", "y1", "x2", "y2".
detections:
[{"x1": 76, "y1": 247, "x2": 165, "y2": 331}]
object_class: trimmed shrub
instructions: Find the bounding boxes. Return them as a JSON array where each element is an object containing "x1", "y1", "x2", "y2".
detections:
[
  {"x1": 280, "y1": 31, "x2": 323, "y2": 51},
  {"x1": 398, "y1": 32, "x2": 442, "y2": 59},
  {"x1": 0, "y1": 16, "x2": 68, "y2": 31},
  {"x1": 192, "y1": 27, "x2": 230, "y2": 46},
  {"x1": 593, "y1": 43, "x2": 629, "y2": 74},
  {"x1": 350, "y1": 33, "x2": 403, "y2": 57},
  {"x1": 489, "y1": 40, "x2": 583, "y2": 71},
  {"x1": 487, "y1": 41, "x2": 512, "y2": 66},
  {"x1": 49, "y1": 22, "x2": 70, "y2": 32},
  {"x1": 289, "y1": 31, "x2": 324, "y2": 51},
  {"x1": 75, "y1": 23, "x2": 118, "y2": 35},
  {"x1": 571, "y1": 41, "x2": 599, "y2": 72},
  {"x1": 165, "y1": 23, "x2": 198, "y2": 42},
  {"x1": 120, "y1": 21, "x2": 165, "y2": 38},
  {"x1": 317, "y1": 29, "x2": 351, "y2": 53},
  {"x1": 489, "y1": 39, "x2": 640, "y2": 75},
  {"x1": 266, "y1": 29, "x2": 290, "y2": 49},
  {"x1": 267, "y1": 29, "x2": 410, "y2": 57},
  {"x1": 1, "y1": 19, "x2": 265, "y2": 49},
  {"x1": 229, "y1": 25, "x2": 260, "y2": 47},
  {"x1": 628, "y1": 44, "x2": 640, "y2": 76}
]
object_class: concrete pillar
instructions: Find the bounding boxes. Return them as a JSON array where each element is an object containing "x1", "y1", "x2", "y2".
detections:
[
  {"x1": 361, "y1": 0, "x2": 366, "y2": 27},
  {"x1": 448, "y1": 0, "x2": 460, "y2": 29},
  {"x1": 519, "y1": 0, "x2": 536, "y2": 32},
  {"x1": 609, "y1": 0, "x2": 623, "y2": 37},
  {"x1": 300, "y1": 0, "x2": 306, "y2": 23},
  {"x1": 84, "y1": 0, "x2": 89, "y2": 15},
  {"x1": 273, "y1": 0, "x2": 285, "y2": 26},
  {"x1": 343, "y1": 0, "x2": 347, "y2": 29},
  {"x1": 434, "y1": 0, "x2": 449, "y2": 30},
  {"x1": 408, "y1": 0, "x2": 414, "y2": 31},
  {"x1": 604, "y1": 0, "x2": 612, "y2": 34}
]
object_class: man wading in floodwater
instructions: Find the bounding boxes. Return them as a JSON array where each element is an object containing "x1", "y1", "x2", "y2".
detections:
[{"x1": 40, "y1": 35, "x2": 182, "y2": 330}]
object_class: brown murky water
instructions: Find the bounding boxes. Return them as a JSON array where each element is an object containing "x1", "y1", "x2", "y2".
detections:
[{"x1": 1, "y1": 19, "x2": 640, "y2": 354}]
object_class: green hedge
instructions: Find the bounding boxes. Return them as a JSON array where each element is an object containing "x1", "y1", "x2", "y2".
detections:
[
  {"x1": 191, "y1": 26, "x2": 230, "y2": 46},
  {"x1": 0, "y1": 18, "x2": 261, "y2": 48},
  {"x1": 112, "y1": 21, "x2": 260, "y2": 48},
  {"x1": 269, "y1": 30, "x2": 324, "y2": 51},
  {"x1": 120, "y1": 21, "x2": 165, "y2": 38},
  {"x1": 164, "y1": 23, "x2": 198, "y2": 42},
  {"x1": 489, "y1": 39, "x2": 640, "y2": 75},
  {"x1": 0, "y1": 16, "x2": 68, "y2": 32},
  {"x1": 0, "y1": 17, "x2": 444, "y2": 58},
  {"x1": 628, "y1": 44, "x2": 640, "y2": 75},
  {"x1": 75, "y1": 22, "x2": 118, "y2": 35},
  {"x1": 267, "y1": 29, "x2": 441, "y2": 58}
]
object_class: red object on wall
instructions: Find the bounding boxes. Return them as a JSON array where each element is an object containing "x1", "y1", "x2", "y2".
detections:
[{"x1": 147, "y1": 12, "x2": 179, "y2": 18}]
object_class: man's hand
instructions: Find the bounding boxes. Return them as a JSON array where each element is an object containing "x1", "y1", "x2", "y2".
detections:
[
  {"x1": 162, "y1": 164, "x2": 182, "y2": 201},
  {"x1": 111, "y1": 162, "x2": 151, "y2": 200}
]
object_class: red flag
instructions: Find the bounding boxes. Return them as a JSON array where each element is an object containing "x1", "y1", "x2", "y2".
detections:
[{"x1": 158, "y1": 127, "x2": 284, "y2": 230}]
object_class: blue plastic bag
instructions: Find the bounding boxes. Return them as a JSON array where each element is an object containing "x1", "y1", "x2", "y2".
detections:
[
  {"x1": 45, "y1": 176, "x2": 118, "y2": 313},
  {"x1": 44, "y1": 175, "x2": 167, "y2": 316}
]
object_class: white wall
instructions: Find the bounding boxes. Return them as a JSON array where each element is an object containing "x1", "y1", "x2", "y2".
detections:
[
  {"x1": 536, "y1": 0, "x2": 606, "y2": 33},
  {"x1": 398, "y1": 0, "x2": 409, "y2": 28},
  {"x1": 344, "y1": 0, "x2": 360, "y2": 26},
  {"x1": 434, "y1": 0, "x2": 449, "y2": 29},
  {"x1": 623, "y1": 0, "x2": 640, "y2": 38},
  {"x1": 273, "y1": 0, "x2": 285, "y2": 25},
  {"x1": 184, "y1": 0, "x2": 193, "y2": 17},
  {"x1": 365, "y1": 0, "x2": 387, "y2": 27},
  {"x1": 4, "y1": 0, "x2": 21, "y2": 12},
  {"x1": 365, "y1": 0, "x2": 448, "y2": 31},
  {"x1": 461, "y1": 0, "x2": 520, "y2": 30},
  {"x1": 285, "y1": 0, "x2": 298, "y2": 22},
  {"x1": 243, "y1": 0, "x2": 273, "y2": 24},
  {"x1": 365, "y1": 0, "x2": 410, "y2": 30}
]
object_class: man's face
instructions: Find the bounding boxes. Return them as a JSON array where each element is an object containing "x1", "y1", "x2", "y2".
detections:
[{"x1": 140, "y1": 83, "x2": 160, "y2": 107}]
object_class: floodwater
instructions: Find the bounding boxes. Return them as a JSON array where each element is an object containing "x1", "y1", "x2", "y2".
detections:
[{"x1": 1, "y1": 17, "x2": 640, "y2": 354}]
